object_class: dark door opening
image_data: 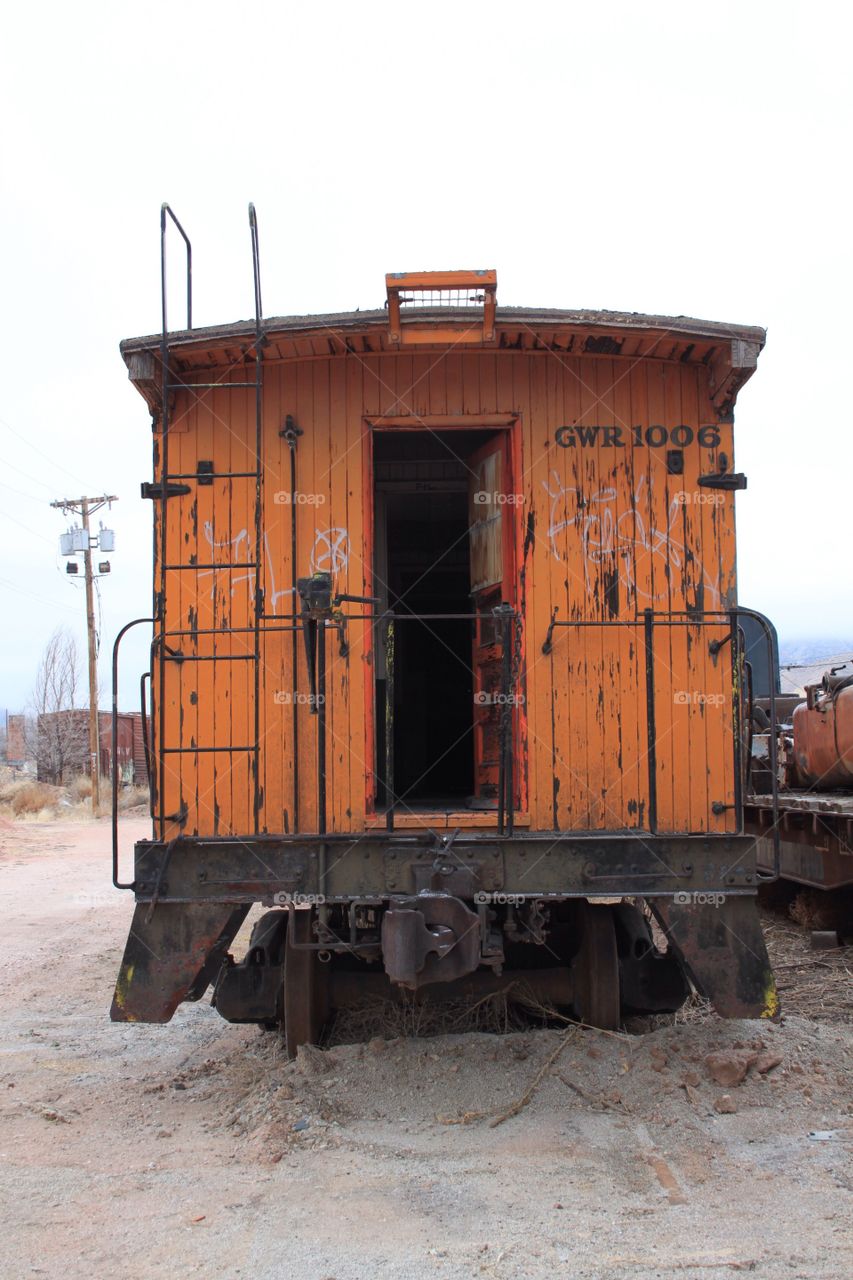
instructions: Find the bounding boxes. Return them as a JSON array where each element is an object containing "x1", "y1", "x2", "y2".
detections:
[{"x1": 373, "y1": 429, "x2": 500, "y2": 809}]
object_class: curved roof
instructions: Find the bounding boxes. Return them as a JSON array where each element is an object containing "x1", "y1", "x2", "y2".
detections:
[
  {"x1": 121, "y1": 304, "x2": 764, "y2": 359},
  {"x1": 120, "y1": 304, "x2": 765, "y2": 419}
]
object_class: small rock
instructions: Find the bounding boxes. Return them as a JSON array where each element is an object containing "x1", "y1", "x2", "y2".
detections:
[
  {"x1": 292, "y1": 1117, "x2": 310, "y2": 1132},
  {"x1": 40, "y1": 1109, "x2": 68, "y2": 1124},
  {"x1": 682, "y1": 1070, "x2": 701, "y2": 1088},
  {"x1": 714, "y1": 1094, "x2": 738, "y2": 1114},
  {"x1": 754, "y1": 1052, "x2": 782, "y2": 1075},
  {"x1": 704, "y1": 1051, "x2": 755, "y2": 1087}
]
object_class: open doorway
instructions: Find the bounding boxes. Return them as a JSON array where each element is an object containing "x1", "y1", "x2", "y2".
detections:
[{"x1": 372, "y1": 428, "x2": 516, "y2": 812}]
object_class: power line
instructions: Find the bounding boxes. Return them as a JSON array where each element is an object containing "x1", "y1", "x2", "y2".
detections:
[
  {"x1": 4, "y1": 456, "x2": 60, "y2": 495},
  {"x1": 0, "y1": 575, "x2": 80, "y2": 615},
  {"x1": 0, "y1": 415, "x2": 93, "y2": 490},
  {"x1": 0, "y1": 478, "x2": 49, "y2": 505},
  {"x1": 0, "y1": 508, "x2": 57, "y2": 547}
]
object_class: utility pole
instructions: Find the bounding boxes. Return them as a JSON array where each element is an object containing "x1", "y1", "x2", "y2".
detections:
[{"x1": 51, "y1": 495, "x2": 118, "y2": 813}]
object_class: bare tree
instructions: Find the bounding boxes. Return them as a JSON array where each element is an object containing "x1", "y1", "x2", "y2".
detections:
[{"x1": 27, "y1": 629, "x2": 89, "y2": 783}]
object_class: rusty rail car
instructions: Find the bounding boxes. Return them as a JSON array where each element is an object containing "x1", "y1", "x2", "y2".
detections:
[
  {"x1": 111, "y1": 206, "x2": 780, "y2": 1053},
  {"x1": 749, "y1": 656, "x2": 853, "y2": 893}
]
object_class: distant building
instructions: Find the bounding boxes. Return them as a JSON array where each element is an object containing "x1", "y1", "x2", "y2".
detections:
[
  {"x1": 33, "y1": 711, "x2": 146, "y2": 784},
  {"x1": 5, "y1": 714, "x2": 30, "y2": 767}
]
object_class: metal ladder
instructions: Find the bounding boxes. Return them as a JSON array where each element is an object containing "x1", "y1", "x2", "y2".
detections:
[{"x1": 154, "y1": 203, "x2": 265, "y2": 839}]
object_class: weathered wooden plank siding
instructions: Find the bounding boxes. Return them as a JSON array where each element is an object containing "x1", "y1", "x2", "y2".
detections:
[{"x1": 153, "y1": 349, "x2": 738, "y2": 839}]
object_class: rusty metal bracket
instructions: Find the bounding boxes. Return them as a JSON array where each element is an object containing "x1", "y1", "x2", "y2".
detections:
[
  {"x1": 384, "y1": 846, "x2": 503, "y2": 894},
  {"x1": 381, "y1": 894, "x2": 481, "y2": 988},
  {"x1": 140, "y1": 480, "x2": 191, "y2": 500},
  {"x1": 542, "y1": 607, "x2": 559, "y2": 655}
]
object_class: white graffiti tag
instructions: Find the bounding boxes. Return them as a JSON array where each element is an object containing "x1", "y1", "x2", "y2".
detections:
[
  {"x1": 310, "y1": 527, "x2": 350, "y2": 575},
  {"x1": 195, "y1": 522, "x2": 351, "y2": 612},
  {"x1": 542, "y1": 471, "x2": 720, "y2": 605}
]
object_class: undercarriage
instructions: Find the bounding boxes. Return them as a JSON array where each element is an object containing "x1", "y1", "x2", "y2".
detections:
[{"x1": 111, "y1": 831, "x2": 779, "y2": 1055}]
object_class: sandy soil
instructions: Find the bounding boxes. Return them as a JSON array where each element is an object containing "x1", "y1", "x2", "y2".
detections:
[{"x1": 0, "y1": 816, "x2": 851, "y2": 1280}]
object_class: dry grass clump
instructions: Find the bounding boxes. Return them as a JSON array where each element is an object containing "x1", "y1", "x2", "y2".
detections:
[
  {"x1": 0, "y1": 777, "x2": 30, "y2": 805},
  {"x1": 327, "y1": 987, "x2": 537, "y2": 1046},
  {"x1": 788, "y1": 887, "x2": 853, "y2": 933},
  {"x1": 762, "y1": 910, "x2": 853, "y2": 1023},
  {"x1": 6, "y1": 781, "x2": 61, "y2": 816},
  {"x1": 68, "y1": 775, "x2": 92, "y2": 801},
  {"x1": 117, "y1": 784, "x2": 150, "y2": 813},
  {"x1": 0, "y1": 774, "x2": 149, "y2": 822}
]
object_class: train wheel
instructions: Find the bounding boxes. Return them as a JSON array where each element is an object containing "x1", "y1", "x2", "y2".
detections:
[
  {"x1": 573, "y1": 901, "x2": 621, "y2": 1030},
  {"x1": 283, "y1": 909, "x2": 327, "y2": 1059}
]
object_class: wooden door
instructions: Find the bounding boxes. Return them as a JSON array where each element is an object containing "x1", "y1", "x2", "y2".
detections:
[{"x1": 468, "y1": 434, "x2": 518, "y2": 806}]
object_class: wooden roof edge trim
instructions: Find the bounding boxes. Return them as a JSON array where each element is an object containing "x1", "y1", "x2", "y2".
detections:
[{"x1": 120, "y1": 306, "x2": 766, "y2": 364}]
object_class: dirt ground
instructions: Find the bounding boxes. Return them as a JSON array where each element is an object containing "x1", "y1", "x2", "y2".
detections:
[{"x1": 0, "y1": 817, "x2": 851, "y2": 1280}]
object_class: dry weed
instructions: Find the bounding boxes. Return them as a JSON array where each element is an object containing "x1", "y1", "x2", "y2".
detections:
[{"x1": 9, "y1": 782, "x2": 60, "y2": 816}]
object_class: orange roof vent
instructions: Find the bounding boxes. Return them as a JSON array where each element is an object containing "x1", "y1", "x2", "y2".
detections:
[{"x1": 385, "y1": 269, "x2": 497, "y2": 346}]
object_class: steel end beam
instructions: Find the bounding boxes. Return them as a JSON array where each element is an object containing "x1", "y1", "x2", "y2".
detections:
[
  {"x1": 649, "y1": 896, "x2": 780, "y2": 1020},
  {"x1": 111, "y1": 903, "x2": 248, "y2": 1023}
]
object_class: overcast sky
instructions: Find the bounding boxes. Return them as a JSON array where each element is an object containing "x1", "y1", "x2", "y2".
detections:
[{"x1": 1, "y1": 0, "x2": 850, "y2": 714}]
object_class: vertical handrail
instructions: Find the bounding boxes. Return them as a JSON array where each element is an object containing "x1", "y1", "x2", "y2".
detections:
[
  {"x1": 734, "y1": 607, "x2": 781, "y2": 878},
  {"x1": 139, "y1": 670, "x2": 153, "y2": 818},
  {"x1": 730, "y1": 613, "x2": 745, "y2": 834},
  {"x1": 160, "y1": 203, "x2": 192, "y2": 334},
  {"x1": 112, "y1": 617, "x2": 154, "y2": 889},
  {"x1": 248, "y1": 203, "x2": 264, "y2": 834},
  {"x1": 317, "y1": 619, "x2": 327, "y2": 834},
  {"x1": 496, "y1": 608, "x2": 510, "y2": 835},
  {"x1": 507, "y1": 613, "x2": 518, "y2": 836},
  {"x1": 158, "y1": 204, "x2": 192, "y2": 841},
  {"x1": 385, "y1": 617, "x2": 395, "y2": 830},
  {"x1": 288, "y1": 435, "x2": 300, "y2": 831},
  {"x1": 248, "y1": 202, "x2": 263, "y2": 326},
  {"x1": 643, "y1": 609, "x2": 658, "y2": 834}
]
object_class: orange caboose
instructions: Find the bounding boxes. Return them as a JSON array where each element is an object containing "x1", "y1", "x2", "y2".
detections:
[{"x1": 112, "y1": 207, "x2": 779, "y2": 1052}]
